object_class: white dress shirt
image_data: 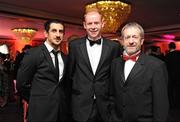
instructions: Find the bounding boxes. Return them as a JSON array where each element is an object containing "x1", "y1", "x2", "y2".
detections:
[
  {"x1": 44, "y1": 41, "x2": 64, "y2": 81},
  {"x1": 124, "y1": 60, "x2": 136, "y2": 80},
  {"x1": 123, "y1": 51, "x2": 140, "y2": 81},
  {"x1": 86, "y1": 39, "x2": 103, "y2": 75}
]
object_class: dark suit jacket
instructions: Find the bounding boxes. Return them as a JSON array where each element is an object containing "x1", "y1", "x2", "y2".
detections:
[
  {"x1": 16, "y1": 44, "x2": 68, "y2": 122},
  {"x1": 67, "y1": 37, "x2": 121, "y2": 121},
  {"x1": 165, "y1": 50, "x2": 180, "y2": 84},
  {"x1": 110, "y1": 53, "x2": 169, "y2": 122},
  {"x1": 14, "y1": 52, "x2": 26, "y2": 79}
]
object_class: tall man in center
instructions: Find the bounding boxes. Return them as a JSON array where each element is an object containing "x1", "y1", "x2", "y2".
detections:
[{"x1": 67, "y1": 9, "x2": 121, "y2": 122}]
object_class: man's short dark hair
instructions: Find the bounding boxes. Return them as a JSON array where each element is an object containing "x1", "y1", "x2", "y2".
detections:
[
  {"x1": 22, "y1": 45, "x2": 32, "y2": 52},
  {"x1": 151, "y1": 46, "x2": 158, "y2": 52},
  {"x1": 0, "y1": 52, "x2": 6, "y2": 60},
  {"x1": 44, "y1": 19, "x2": 65, "y2": 32},
  {"x1": 169, "y1": 42, "x2": 176, "y2": 49}
]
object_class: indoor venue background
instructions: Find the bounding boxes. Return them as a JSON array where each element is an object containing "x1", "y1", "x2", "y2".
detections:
[{"x1": 0, "y1": 0, "x2": 179, "y2": 122}]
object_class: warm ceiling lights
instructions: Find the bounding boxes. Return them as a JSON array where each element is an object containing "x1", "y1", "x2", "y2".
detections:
[
  {"x1": 12, "y1": 28, "x2": 37, "y2": 42},
  {"x1": 85, "y1": 0, "x2": 131, "y2": 33}
]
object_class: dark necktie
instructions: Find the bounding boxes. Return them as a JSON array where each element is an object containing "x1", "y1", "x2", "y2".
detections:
[
  {"x1": 122, "y1": 52, "x2": 140, "y2": 62},
  {"x1": 87, "y1": 38, "x2": 101, "y2": 46},
  {"x1": 52, "y1": 50, "x2": 59, "y2": 78}
]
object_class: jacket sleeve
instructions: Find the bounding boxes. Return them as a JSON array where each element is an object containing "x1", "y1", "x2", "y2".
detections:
[
  {"x1": 16, "y1": 50, "x2": 37, "y2": 102},
  {"x1": 152, "y1": 62, "x2": 169, "y2": 121}
]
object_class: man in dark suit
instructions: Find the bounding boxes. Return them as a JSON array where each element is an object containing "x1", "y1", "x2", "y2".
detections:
[
  {"x1": 110, "y1": 22, "x2": 169, "y2": 122},
  {"x1": 14, "y1": 45, "x2": 32, "y2": 79},
  {"x1": 16, "y1": 19, "x2": 68, "y2": 122},
  {"x1": 67, "y1": 9, "x2": 121, "y2": 122},
  {"x1": 166, "y1": 42, "x2": 180, "y2": 108}
]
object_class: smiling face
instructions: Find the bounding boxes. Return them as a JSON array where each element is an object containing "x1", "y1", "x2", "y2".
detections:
[
  {"x1": 44, "y1": 22, "x2": 64, "y2": 50},
  {"x1": 83, "y1": 11, "x2": 104, "y2": 41},
  {"x1": 122, "y1": 26, "x2": 144, "y2": 55}
]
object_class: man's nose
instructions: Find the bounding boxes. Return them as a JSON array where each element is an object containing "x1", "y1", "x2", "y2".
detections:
[
  {"x1": 128, "y1": 37, "x2": 134, "y2": 43},
  {"x1": 55, "y1": 32, "x2": 61, "y2": 36}
]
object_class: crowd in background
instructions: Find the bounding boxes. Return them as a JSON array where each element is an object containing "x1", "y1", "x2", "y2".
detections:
[
  {"x1": 145, "y1": 42, "x2": 180, "y2": 109},
  {"x1": 0, "y1": 44, "x2": 32, "y2": 108}
]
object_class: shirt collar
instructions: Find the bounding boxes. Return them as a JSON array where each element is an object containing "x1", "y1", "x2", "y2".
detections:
[
  {"x1": 123, "y1": 50, "x2": 141, "y2": 56},
  {"x1": 44, "y1": 40, "x2": 54, "y2": 53}
]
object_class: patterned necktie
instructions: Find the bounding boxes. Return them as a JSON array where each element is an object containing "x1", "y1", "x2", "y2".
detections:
[{"x1": 52, "y1": 50, "x2": 59, "y2": 77}]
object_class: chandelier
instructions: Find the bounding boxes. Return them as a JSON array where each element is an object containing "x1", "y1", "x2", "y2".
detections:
[
  {"x1": 85, "y1": 0, "x2": 131, "y2": 33},
  {"x1": 12, "y1": 28, "x2": 37, "y2": 42}
]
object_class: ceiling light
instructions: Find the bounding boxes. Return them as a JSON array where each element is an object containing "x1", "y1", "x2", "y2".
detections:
[{"x1": 12, "y1": 28, "x2": 37, "y2": 42}]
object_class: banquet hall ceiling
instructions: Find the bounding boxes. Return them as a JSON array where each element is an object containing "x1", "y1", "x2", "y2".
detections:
[{"x1": 0, "y1": 0, "x2": 179, "y2": 42}]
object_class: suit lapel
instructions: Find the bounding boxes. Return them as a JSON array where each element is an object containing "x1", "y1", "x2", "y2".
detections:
[
  {"x1": 111, "y1": 58, "x2": 125, "y2": 87},
  {"x1": 95, "y1": 39, "x2": 109, "y2": 75},
  {"x1": 80, "y1": 39, "x2": 94, "y2": 74},
  {"x1": 120, "y1": 59, "x2": 126, "y2": 83},
  {"x1": 41, "y1": 44, "x2": 57, "y2": 77}
]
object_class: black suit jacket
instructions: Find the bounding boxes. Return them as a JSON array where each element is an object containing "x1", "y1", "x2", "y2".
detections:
[
  {"x1": 165, "y1": 50, "x2": 180, "y2": 84},
  {"x1": 67, "y1": 37, "x2": 121, "y2": 121},
  {"x1": 110, "y1": 53, "x2": 169, "y2": 122},
  {"x1": 14, "y1": 52, "x2": 25, "y2": 79},
  {"x1": 16, "y1": 44, "x2": 68, "y2": 122}
]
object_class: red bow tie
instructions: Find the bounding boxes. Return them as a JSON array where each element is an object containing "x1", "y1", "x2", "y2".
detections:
[{"x1": 122, "y1": 53, "x2": 140, "y2": 62}]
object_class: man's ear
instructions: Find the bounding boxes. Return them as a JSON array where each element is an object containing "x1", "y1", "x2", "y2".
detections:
[
  {"x1": 141, "y1": 38, "x2": 144, "y2": 45},
  {"x1": 83, "y1": 21, "x2": 86, "y2": 29}
]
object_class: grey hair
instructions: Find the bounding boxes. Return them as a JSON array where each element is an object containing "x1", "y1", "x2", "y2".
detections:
[{"x1": 121, "y1": 22, "x2": 144, "y2": 39}]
